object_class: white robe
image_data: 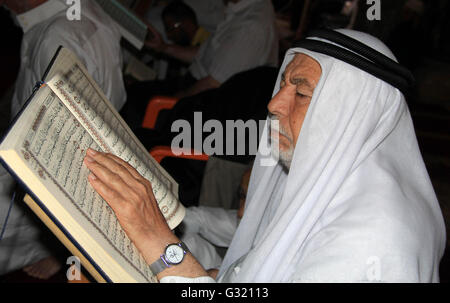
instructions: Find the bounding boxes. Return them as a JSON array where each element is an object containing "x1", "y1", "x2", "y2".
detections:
[
  {"x1": 0, "y1": 0, "x2": 126, "y2": 275},
  {"x1": 181, "y1": 206, "x2": 238, "y2": 270},
  {"x1": 216, "y1": 29, "x2": 446, "y2": 282}
]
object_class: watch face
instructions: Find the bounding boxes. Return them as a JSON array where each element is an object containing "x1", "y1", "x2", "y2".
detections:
[{"x1": 165, "y1": 244, "x2": 185, "y2": 264}]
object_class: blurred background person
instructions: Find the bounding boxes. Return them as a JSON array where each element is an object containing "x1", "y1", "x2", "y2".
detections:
[
  {"x1": 162, "y1": 0, "x2": 211, "y2": 47},
  {"x1": 0, "y1": 0, "x2": 126, "y2": 281},
  {"x1": 121, "y1": 0, "x2": 279, "y2": 131}
]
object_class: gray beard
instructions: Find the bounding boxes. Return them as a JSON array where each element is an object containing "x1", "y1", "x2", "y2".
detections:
[
  {"x1": 279, "y1": 154, "x2": 292, "y2": 171},
  {"x1": 270, "y1": 137, "x2": 293, "y2": 171},
  {"x1": 269, "y1": 117, "x2": 293, "y2": 171},
  {"x1": 276, "y1": 146, "x2": 293, "y2": 171}
]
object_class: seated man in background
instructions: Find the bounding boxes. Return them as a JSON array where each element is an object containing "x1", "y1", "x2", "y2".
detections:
[
  {"x1": 138, "y1": 0, "x2": 224, "y2": 88},
  {"x1": 121, "y1": 0, "x2": 279, "y2": 130},
  {"x1": 161, "y1": 1, "x2": 211, "y2": 47},
  {"x1": 0, "y1": 0, "x2": 126, "y2": 280},
  {"x1": 143, "y1": 0, "x2": 224, "y2": 46}
]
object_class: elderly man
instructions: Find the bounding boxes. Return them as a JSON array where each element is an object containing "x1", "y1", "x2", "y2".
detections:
[
  {"x1": 84, "y1": 29, "x2": 446, "y2": 282},
  {"x1": 0, "y1": 0, "x2": 126, "y2": 279}
]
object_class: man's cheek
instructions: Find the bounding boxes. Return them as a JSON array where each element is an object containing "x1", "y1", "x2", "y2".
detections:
[{"x1": 291, "y1": 117, "x2": 306, "y2": 145}]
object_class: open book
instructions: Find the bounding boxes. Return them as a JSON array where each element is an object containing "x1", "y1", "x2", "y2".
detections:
[
  {"x1": 94, "y1": 0, "x2": 149, "y2": 50},
  {"x1": 0, "y1": 47, "x2": 185, "y2": 283}
]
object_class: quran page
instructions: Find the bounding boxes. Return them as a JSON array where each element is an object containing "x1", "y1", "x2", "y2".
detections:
[
  {"x1": 45, "y1": 48, "x2": 178, "y2": 192},
  {"x1": 47, "y1": 72, "x2": 184, "y2": 229},
  {"x1": 44, "y1": 47, "x2": 183, "y2": 228}
]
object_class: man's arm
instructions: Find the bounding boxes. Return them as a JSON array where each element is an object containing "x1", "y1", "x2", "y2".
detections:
[
  {"x1": 83, "y1": 149, "x2": 209, "y2": 281},
  {"x1": 161, "y1": 44, "x2": 199, "y2": 64},
  {"x1": 145, "y1": 23, "x2": 199, "y2": 64},
  {"x1": 183, "y1": 206, "x2": 238, "y2": 247},
  {"x1": 175, "y1": 76, "x2": 221, "y2": 99}
]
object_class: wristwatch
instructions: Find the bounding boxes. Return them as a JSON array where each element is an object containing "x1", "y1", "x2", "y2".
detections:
[{"x1": 149, "y1": 242, "x2": 190, "y2": 275}]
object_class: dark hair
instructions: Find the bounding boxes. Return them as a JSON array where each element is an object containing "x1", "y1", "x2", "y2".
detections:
[{"x1": 162, "y1": 0, "x2": 198, "y2": 25}]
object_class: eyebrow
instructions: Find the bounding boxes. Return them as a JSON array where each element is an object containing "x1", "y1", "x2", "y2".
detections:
[{"x1": 281, "y1": 72, "x2": 314, "y2": 90}]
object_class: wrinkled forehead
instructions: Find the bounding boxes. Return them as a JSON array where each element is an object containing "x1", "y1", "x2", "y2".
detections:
[
  {"x1": 284, "y1": 48, "x2": 327, "y2": 73},
  {"x1": 272, "y1": 47, "x2": 335, "y2": 100},
  {"x1": 285, "y1": 52, "x2": 318, "y2": 69},
  {"x1": 283, "y1": 53, "x2": 322, "y2": 86}
]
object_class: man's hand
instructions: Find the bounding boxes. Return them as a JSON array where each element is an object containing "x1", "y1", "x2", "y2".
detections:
[
  {"x1": 207, "y1": 269, "x2": 219, "y2": 280},
  {"x1": 143, "y1": 19, "x2": 198, "y2": 63},
  {"x1": 83, "y1": 149, "x2": 173, "y2": 254},
  {"x1": 145, "y1": 23, "x2": 168, "y2": 53},
  {"x1": 83, "y1": 149, "x2": 208, "y2": 279}
]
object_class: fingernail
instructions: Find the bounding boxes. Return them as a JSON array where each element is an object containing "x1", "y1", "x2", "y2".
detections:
[
  {"x1": 89, "y1": 173, "x2": 97, "y2": 180},
  {"x1": 85, "y1": 156, "x2": 95, "y2": 163},
  {"x1": 87, "y1": 149, "x2": 98, "y2": 156}
]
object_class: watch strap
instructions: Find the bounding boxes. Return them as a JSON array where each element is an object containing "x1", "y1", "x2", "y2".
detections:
[
  {"x1": 149, "y1": 242, "x2": 190, "y2": 276},
  {"x1": 149, "y1": 256, "x2": 169, "y2": 276},
  {"x1": 179, "y1": 241, "x2": 190, "y2": 253}
]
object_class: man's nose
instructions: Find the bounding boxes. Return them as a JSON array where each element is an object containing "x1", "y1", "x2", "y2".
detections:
[{"x1": 268, "y1": 87, "x2": 290, "y2": 117}]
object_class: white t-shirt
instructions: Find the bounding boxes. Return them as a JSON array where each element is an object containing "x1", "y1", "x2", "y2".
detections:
[
  {"x1": 188, "y1": 0, "x2": 279, "y2": 83},
  {"x1": 11, "y1": 0, "x2": 126, "y2": 116},
  {"x1": 184, "y1": 0, "x2": 225, "y2": 34}
]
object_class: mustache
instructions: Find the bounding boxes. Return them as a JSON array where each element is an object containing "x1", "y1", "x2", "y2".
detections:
[{"x1": 268, "y1": 114, "x2": 293, "y2": 143}]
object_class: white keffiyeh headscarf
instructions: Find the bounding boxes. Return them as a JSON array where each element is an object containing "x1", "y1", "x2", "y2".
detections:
[{"x1": 218, "y1": 29, "x2": 446, "y2": 282}]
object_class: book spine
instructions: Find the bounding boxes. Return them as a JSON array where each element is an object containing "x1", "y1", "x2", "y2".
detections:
[
  {"x1": 41, "y1": 45, "x2": 63, "y2": 82},
  {"x1": 0, "y1": 82, "x2": 44, "y2": 145},
  {"x1": 1, "y1": 45, "x2": 62, "y2": 144},
  {"x1": 33, "y1": 81, "x2": 45, "y2": 93}
]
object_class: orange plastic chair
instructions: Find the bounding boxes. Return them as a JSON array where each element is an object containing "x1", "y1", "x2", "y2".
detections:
[
  {"x1": 142, "y1": 96, "x2": 209, "y2": 163},
  {"x1": 142, "y1": 96, "x2": 179, "y2": 129},
  {"x1": 150, "y1": 146, "x2": 209, "y2": 163}
]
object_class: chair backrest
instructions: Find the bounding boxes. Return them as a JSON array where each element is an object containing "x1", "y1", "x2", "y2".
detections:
[
  {"x1": 142, "y1": 96, "x2": 179, "y2": 129},
  {"x1": 150, "y1": 146, "x2": 209, "y2": 163}
]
